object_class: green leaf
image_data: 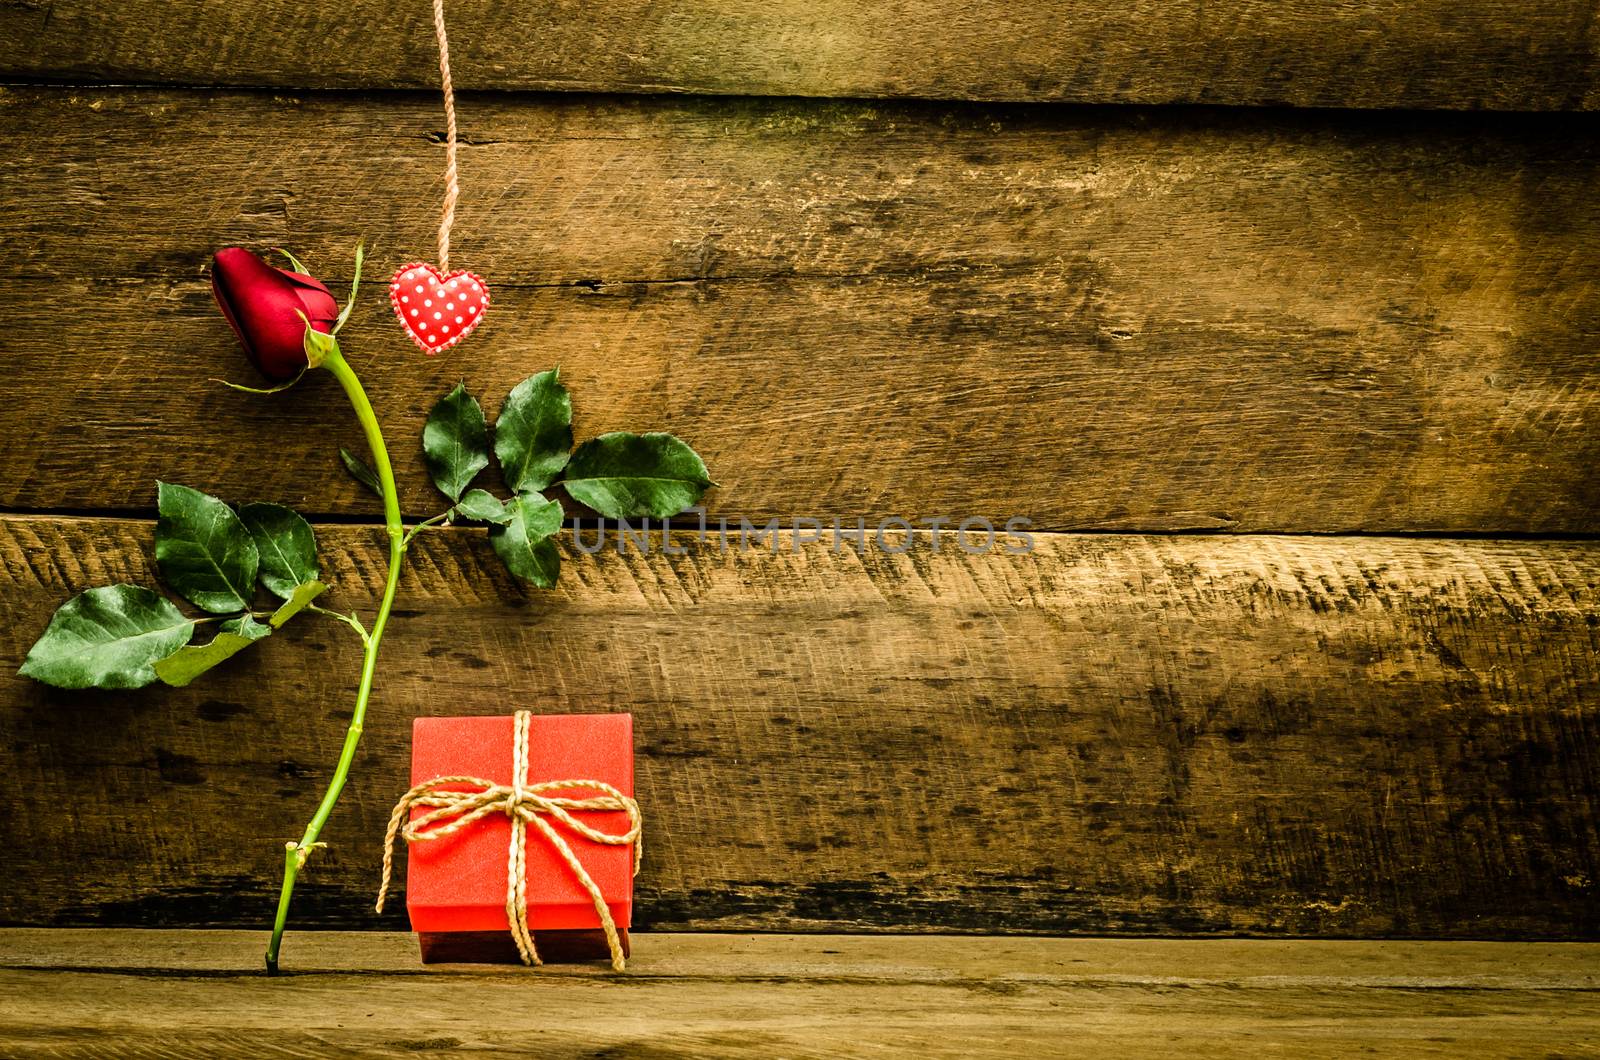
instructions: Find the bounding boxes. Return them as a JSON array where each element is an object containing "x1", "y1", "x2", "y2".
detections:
[
  {"x1": 19, "y1": 585, "x2": 195, "y2": 690},
  {"x1": 489, "y1": 491, "x2": 564, "y2": 588},
  {"x1": 300, "y1": 321, "x2": 339, "y2": 369},
  {"x1": 340, "y1": 447, "x2": 383, "y2": 498},
  {"x1": 272, "y1": 247, "x2": 309, "y2": 273},
  {"x1": 333, "y1": 240, "x2": 365, "y2": 334},
  {"x1": 495, "y1": 369, "x2": 573, "y2": 494},
  {"x1": 214, "y1": 367, "x2": 306, "y2": 395},
  {"x1": 561, "y1": 432, "x2": 713, "y2": 519},
  {"x1": 153, "y1": 615, "x2": 272, "y2": 688},
  {"x1": 268, "y1": 579, "x2": 327, "y2": 629},
  {"x1": 238, "y1": 503, "x2": 319, "y2": 600},
  {"x1": 454, "y1": 489, "x2": 512, "y2": 525},
  {"x1": 155, "y1": 482, "x2": 259, "y2": 613},
  {"x1": 423, "y1": 383, "x2": 491, "y2": 501}
]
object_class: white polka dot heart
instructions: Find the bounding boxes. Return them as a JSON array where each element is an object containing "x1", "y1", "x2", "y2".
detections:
[{"x1": 388, "y1": 262, "x2": 490, "y2": 354}]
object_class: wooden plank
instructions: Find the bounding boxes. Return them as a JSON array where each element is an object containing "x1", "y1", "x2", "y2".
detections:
[
  {"x1": 11, "y1": 929, "x2": 1599, "y2": 983},
  {"x1": 2, "y1": 2, "x2": 1599, "y2": 110},
  {"x1": 4, "y1": 90, "x2": 1600, "y2": 532},
  {"x1": 0, "y1": 932, "x2": 1596, "y2": 1058},
  {"x1": 13, "y1": 89, "x2": 1600, "y2": 290},
  {"x1": 1, "y1": 516, "x2": 1596, "y2": 937}
]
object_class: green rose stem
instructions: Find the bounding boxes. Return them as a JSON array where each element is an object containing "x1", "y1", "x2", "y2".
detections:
[{"x1": 264, "y1": 343, "x2": 404, "y2": 975}]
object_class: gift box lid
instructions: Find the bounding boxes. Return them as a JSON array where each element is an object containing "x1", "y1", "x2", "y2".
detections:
[{"x1": 405, "y1": 713, "x2": 634, "y2": 934}]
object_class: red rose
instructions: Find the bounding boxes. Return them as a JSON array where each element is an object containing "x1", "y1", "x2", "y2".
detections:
[{"x1": 211, "y1": 248, "x2": 339, "y2": 380}]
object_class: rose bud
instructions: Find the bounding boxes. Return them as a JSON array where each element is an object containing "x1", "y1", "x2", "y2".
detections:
[{"x1": 211, "y1": 247, "x2": 340, "y2": 380}]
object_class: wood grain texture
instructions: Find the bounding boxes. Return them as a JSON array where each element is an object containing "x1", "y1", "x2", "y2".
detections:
[
  {"x1": 4, "y1": 89, "x2": 1600, "y2": 531},
  {"x1": 15, "y1": 929, "x2": 1599, "y2": 982},
  {"x1": 2, "y1": 2, "x2": 1599, "y2": 111},
  {"x1": 1, "y1": 516, "x2": 1596, "y2": 937},
  {"x1": 1, "y1": 932, "x2": 1597, "y2": 1058}
]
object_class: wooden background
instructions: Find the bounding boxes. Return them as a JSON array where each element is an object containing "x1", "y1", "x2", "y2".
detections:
[{"x1": 1, "y1": 3, "x2": 1597, "y2": 939}]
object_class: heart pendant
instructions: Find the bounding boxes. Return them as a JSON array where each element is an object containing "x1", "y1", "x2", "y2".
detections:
[{"x1": 389, "y1": 262, "x2": 490, "y2": 354}]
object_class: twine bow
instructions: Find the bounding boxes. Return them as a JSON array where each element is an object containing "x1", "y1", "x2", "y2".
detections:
[{"x1": 376, "y1": 709, "x2": 642, "y2": 970}]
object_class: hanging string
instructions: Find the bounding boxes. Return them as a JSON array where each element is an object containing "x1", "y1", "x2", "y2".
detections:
[{"x1": 431, "y1": 0, "x2": 460, "y2": 272}]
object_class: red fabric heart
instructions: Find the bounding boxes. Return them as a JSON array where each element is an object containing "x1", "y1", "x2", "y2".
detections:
[{"x1": 389, "y1": 262, "x2": 490, "y2": 354}]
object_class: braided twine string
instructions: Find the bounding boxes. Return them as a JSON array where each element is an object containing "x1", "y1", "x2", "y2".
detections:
[
  {"x1": 376, "y1": 710, "x2": 642, "y2": 970},
  {"x1": 431, "y1": 0, "x2": 460, "y2": 272}
]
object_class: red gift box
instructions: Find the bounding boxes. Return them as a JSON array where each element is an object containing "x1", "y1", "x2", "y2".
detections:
[{"x1": 393, "y1": 712, "x2": 637, "y2": 965}]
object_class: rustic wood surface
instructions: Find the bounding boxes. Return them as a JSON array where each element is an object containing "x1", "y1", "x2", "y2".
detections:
[
  {"x1": 2, "y1": 516, "x2": 1595, "y2": 936},
  {"x1": 4, "y1": 89, "x2": 1600, "y2": 531},
  {"x1": 3, "y1": 12, "x2": 1598, "y2": 1058},
  {"x1": 1, "y1": 931, "x2": 1596, "y2": 1058},
  {"x1": 2, "y1": 2, "x2": 1599, "y2": 111}
]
